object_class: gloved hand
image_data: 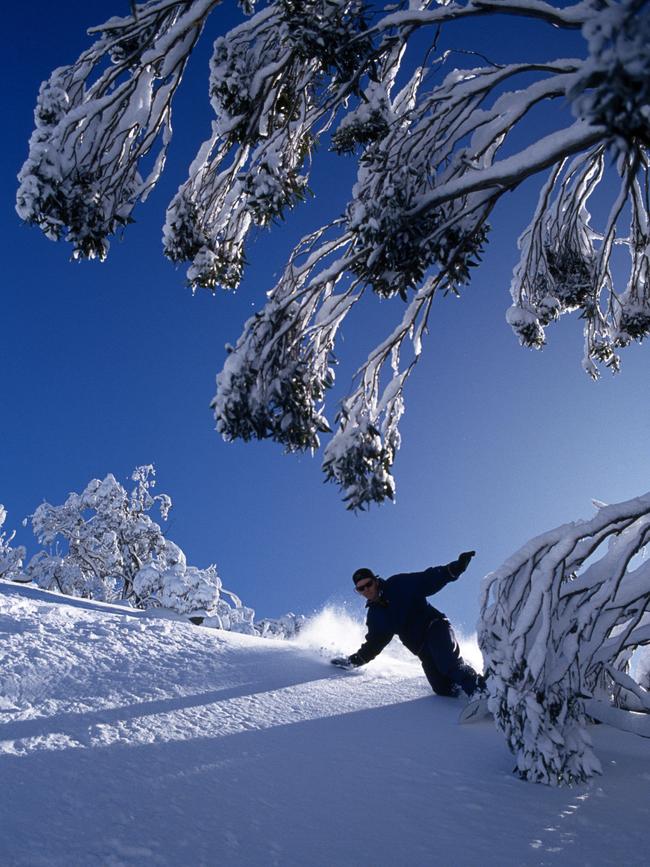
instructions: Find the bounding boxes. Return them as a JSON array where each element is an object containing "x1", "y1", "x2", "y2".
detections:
[
  {"x1": 447, "y1": 550, "x2": 476, "y2": 579},
  {"x1": 331, "y1": 656, "x2": 355, "y2": 669},
  {"x1": 331, "y1": 653, "x2": 364, "y2": 669}
]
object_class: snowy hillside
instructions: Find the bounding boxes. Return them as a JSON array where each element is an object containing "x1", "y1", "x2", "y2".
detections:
[{"x1": 1, "y1": 581, "x2": 649, "y2": 867}]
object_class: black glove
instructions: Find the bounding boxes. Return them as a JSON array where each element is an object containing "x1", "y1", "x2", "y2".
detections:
[
  {"x1": 331, "y1": 656, "x2": 354, "y2": 669},
  {"x1": 447, "y1": 550, "x2": 476, "y2": 579},
  {"x1": 331, "y1": 653, "x2": 364, "y2": 669}
]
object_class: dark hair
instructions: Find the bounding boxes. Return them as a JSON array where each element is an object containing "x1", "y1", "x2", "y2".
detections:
[{"x1": 352, "y1": 567, "x2": 377, "y2": 585}]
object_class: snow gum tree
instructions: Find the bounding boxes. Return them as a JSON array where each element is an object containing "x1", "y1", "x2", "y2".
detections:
[
  {"x1": 480, "y1": 493, "x2": 650, "y2": 785},
  {"x1": 20, "y1": 465, "x2": 305, "y2": 638},
  {"x1": 14, "y1": 467, "x2": 297, "y2": 635},
  {"x1": 24, "y1": 465, "x2": 249, "y2": 622},
  {"x1": 27, "y1": 466, "x2": 172, "y2": 602},
  {"x1": 16, "y1": 0, "x2": 650, "y2": 509}
]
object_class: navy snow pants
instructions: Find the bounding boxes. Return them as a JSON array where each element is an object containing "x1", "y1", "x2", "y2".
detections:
[{"x1": 418, "y1": 618, "x2": 479, "y2": 697}]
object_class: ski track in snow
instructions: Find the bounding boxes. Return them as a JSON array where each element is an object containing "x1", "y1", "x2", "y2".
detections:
[{"x1": 1, "y1": 581, "x2": 649, "y2": 867}]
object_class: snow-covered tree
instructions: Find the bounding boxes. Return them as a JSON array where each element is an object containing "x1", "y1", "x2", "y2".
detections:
[
  {"x1": 17, "y1": 0, "x2": 650, "y2": 508},
  {"x1": 479, "y1": 492, "x2": 650, "y2": 786},
  {"x1": 21, "y1": 467, "x2": 304, "y2": 631},
  {"x1": 0, "y1": 506, "x2": 26, "y2": 582},
  {"x1": 26, "y1": 466, "x2": 173, "y2": 602},
  {"x1": 24, "y1": 465, "x2": 263, "y2": 622}
]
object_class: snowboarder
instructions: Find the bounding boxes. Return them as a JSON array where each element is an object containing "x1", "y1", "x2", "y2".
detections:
[{"x1": 331, "y1": 553, "x2": 485, "y2": 700}]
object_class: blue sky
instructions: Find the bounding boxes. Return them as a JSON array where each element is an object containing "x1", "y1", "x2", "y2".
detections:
[{"x1": 2, "y1": 1, "x2": 649, "y2": 629}]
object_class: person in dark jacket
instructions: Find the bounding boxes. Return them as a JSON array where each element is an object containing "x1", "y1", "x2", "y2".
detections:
[{"x1": 331, "y1": 552, "x2": 483, "y2": 697}]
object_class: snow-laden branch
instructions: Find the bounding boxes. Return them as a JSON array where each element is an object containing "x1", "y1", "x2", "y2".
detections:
[
  {"x1": 164, "y1": 0, "x2": 397, "y2": 290},
  {"x1": 17, "y1": 0, "x2": 650, "y2": 508},
  {"x1": 409, "y1": 122, "x2": 604, "y2": 216},
  {"x1": 17, "y1": 0, "x2": 225, "y2": 260},
  {"x1": 371, "y1": 0, "x2": 592, "y2": 32}
]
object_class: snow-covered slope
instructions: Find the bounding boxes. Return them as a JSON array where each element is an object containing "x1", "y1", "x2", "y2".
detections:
[{"x1": 1, "y1": 581, "x2": 649, "y2": 867}]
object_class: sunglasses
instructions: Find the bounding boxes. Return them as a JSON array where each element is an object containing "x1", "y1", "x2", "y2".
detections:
[{"x1": 355, "y1": 580, "x2": 374, "y2": 593}]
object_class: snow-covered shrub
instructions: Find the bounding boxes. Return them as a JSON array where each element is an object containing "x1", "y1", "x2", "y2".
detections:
[
  {"x1": 480, "y1": 493, "x2": 650, "y2": 785},
  {"x1": 133, "y1": 541, "x2": 222, "y2": 614},
  {"x1": 25, "y1": 551, "x2": 94, "y2": 598},
  {"x1": 202, "y1": 588, "x2": 257, "y2": 634},
  {"x1": 255, "y1": 612, "x2": 306, "y2": 639},
  {"x1": 0, "y1": 506, "x2": 26, "y2": 582},
  {"x1": 25, "y1": 467, "x2": 259, "y2": 625}
]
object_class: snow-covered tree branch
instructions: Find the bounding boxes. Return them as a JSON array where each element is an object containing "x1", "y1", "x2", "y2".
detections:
[
  {"x1": 17, "y1": 0, "x2": 650, "y2": 508},
  {"x1": 479, "y1": 492, "x2": 650, "y2": 785}
]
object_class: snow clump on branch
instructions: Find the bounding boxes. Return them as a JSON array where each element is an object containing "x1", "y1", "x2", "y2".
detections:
[
  {"x1": 16, "y1": 0, "x2": 208, "y2": 260},
  {"x1": 569, "y1": 0, "x2": 650, "y2": 149},
  {"x1": 213, "y1": 297, "x2": 335, "y2": 452},
  {"x1": 322, "y1": 397, "x2": 403, "y2": 509}
]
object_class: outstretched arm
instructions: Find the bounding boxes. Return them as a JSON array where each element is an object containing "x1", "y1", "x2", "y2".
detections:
[{"x1": 413, "y1": 551, "x2": 477, "y2": 596}]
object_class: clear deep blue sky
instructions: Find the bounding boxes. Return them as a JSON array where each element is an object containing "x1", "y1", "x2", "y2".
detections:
[{"x1": 2, "y1": 2, "x2": 648, "y2": 628}]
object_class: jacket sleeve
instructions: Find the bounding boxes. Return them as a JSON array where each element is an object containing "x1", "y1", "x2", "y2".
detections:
[
  {"x1": 353, "y1": 631, "x2": 393, "y2": 664},
  {"x1": 409, "y1": 565, "x2": 456, "y2": 598},
  {"x1": 353, "y1": 613, "x2": 394, "y2": 664}
]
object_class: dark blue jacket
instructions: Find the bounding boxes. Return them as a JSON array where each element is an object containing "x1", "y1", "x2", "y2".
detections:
[{"x1": 355, "y1": 567, "x2": 456, "y2": 662}]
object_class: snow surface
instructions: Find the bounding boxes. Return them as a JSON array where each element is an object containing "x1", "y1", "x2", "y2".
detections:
[{"x1": 1, "y1": 581, "x2": 649, "y2": 867}]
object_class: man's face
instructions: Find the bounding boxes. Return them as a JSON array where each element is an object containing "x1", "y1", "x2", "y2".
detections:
[{"x1": 355, "y1": 576, "x2": 379, "y2": 602}]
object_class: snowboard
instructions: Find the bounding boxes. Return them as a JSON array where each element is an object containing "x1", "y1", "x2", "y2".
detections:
[{"x1": 458, "y1": 694, "x2": 491, "y2": 723}]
